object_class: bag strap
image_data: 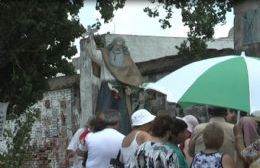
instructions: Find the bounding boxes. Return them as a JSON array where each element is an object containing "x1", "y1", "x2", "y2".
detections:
[{"x1": 116, "y1": 150, "x2": 121, "y2": 160}]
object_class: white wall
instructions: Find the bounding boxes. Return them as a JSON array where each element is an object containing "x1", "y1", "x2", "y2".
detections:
[{"x1": 104, "y1": 34, "x2": 234, "y2": 62}]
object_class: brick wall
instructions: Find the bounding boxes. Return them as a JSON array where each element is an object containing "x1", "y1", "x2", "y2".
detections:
[{"x1": 24, "y1": 88, "x2": 80, "y2": 168}]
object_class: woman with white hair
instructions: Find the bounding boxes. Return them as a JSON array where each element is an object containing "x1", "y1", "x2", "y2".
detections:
[
  {"x1": 121, "y1": 109, "x2": 155, "y2": 167},
  {"x1": 181, "y1": 115, "x2": 199, "y2": 166}
]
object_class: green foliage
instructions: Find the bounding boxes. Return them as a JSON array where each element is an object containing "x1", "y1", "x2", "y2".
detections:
[
  {"x1": 0, "y1": 108, "x2": 39, "y2": 168},
  {"x1": 0, "y1": 1, "x2": 85, "y2": 166},
  {"x1": 180, "y1": 0, "x2": 233, "y2": 40},
  {"x1": 142, "y1": 0, "x2": 234, "y2": 60},
  {"x1": 147, "y1": 0, "x2": 234, "y2": 59},
  {"x1": 176, "y1": 35, "x2": 208, "y2": 63},
  {"x1": 142, "y1": 0, "x2": 234, "y2": 39},
  {"x1": 0, "y1": 0, "x2": 85, "y2": 117},
  {"x1": 96, "y1": 0, "x2": 126, "y2": 23}
]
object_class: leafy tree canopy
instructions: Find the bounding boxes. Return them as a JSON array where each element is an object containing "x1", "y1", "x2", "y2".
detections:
[
  {"x1": 0, "y1": 0, "x2": 85, "y2": 118},
  {"x1": 144, "y1": 0, "x2": 234, "y2": 39},
  {"x1": 96, "y1": 0, "x2": 238, "y2": 38}
]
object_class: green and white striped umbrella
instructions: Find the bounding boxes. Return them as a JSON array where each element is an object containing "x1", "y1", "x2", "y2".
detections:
[{"x1": 145, "y1": 54, "x2": 260, "y2": 115}]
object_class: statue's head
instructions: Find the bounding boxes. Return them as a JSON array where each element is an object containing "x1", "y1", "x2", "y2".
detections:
[
  {"x1": 107, "y1": 37, "x2": 129, "y2": 56},
  {"x1": 112, "y1": 37, "x2": 125, "y2": 47}
]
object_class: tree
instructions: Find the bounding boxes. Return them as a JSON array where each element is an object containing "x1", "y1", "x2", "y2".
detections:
[
  {"x1": 0, "y1": 1, "x2": 85, "y2": 167},
  {"x1": 0, "y1": 0, "x2": 85, "y2": 118},
  {"x1": 96, "y1": 0, "x2": 126, "y2": 23},
  {"x1": 95, "y1": 0, "x2": 238, "y2": 61}
]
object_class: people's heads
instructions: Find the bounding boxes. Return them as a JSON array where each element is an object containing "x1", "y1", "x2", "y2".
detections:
[
  {"x1": 131, "y1": 109, "x2": 155, "y2": 131},
  {"x1": 225, "y1": 109, "x2": 237, "y2": 123},
  {"x1": 103, "y1": 109, "x2": 121, "y2": 126},
  {"x1": 239, "y1": 116, "x2": 258, "y2": 146},
  {"x1": 85, "y1": 116, "x2": 98, "y2": 131},
  {"x1": 253, "y1": 116, "x2": 260, "y2": 135},
  {"x1": 240, "y1": 116, "x2": 257, "y2": 128},
  {"x1": 203, "y1": 122, "x2": 224, "y2": 150},
  {"x1": 226, "y1": 109, "x2": 247, "y2": 123},
  {"x1": 88, "y1": 118, "x2": 95, "y2": 128},
  {"x1": 170, "y1": 117, "x2": 188, "y2": 144},
  {"x1": 90, "y1": 112, "x2": 106, "y2": 132},
  {"x1": 95, "y1": 109, "x2": 121, "y2": 130},
  {"x1": 208, "y1": 106, "x2": 227, "y2": 117},
  {"x1": 151, "y1": 114, "x2": 174, "y2": 141},
  {"x1": 182, "y1": 115, "x2": 199, "y2": 134}
]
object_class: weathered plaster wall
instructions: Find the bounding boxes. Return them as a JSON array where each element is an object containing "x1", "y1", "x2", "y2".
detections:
[
  {"x1": 104, "y1": 34, "x2": 234, "y2": 62},
  {"x1": 73, "y1": 33, "x2": 233, "y2": 71}
]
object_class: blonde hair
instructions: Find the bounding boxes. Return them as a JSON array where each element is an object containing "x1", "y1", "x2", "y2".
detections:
[{"x1": 203, "y1": 122, "x2": 224, "y2": 149}]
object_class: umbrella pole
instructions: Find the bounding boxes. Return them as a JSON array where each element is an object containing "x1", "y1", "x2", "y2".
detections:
[
  {"x1": 206, "y1": 105, "x2": 209, "y2": 121},
  {"x1": 236, "y1": 111, "x2": 240, "y2": 124}
]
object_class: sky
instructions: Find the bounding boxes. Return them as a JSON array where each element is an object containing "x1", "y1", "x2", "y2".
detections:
[{"x1": 73, "y1": 1, "x2": 234, "y2": 58}]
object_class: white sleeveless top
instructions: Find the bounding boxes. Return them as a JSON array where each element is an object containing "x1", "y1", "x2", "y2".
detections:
[{"x1": 121, "y1": 131, "x2": 140, "y2": 167}]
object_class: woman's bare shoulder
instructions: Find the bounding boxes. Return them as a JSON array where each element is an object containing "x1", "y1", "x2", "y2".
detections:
[
  {"x1": 222, "y1": 153, "x2": 236, "y2": 168},
  {"x1": 122, "y1": 130, "x2": 139, "y2": 147},
  {"x1": 137, "y1": 131, "x2": 152, "y2": 144}
]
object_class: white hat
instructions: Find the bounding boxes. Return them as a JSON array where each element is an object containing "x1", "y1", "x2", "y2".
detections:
[
  {"x1": 131, "y1": 109, "x2": 155, "y2": 126},
  {"x1": 182, "y1": 115, "x2": 199, "y2": 133}
]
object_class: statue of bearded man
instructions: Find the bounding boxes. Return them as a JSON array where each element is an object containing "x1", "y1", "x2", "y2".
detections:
[
  {"x1": 108, "y1": 36, "x2": 128, "y2": 67},
  {"x1": 102, "y1": 37, "x2": 144, "y2": 87}
]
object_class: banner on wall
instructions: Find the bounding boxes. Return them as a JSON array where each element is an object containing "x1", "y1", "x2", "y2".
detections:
[{"x1": 0, "y1": 102, "x2": 9, "y2": 139}]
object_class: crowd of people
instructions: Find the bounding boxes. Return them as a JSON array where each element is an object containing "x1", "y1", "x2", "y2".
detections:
[{"x1": 65, "y1": 107, "x2": 260, "y2": 168}]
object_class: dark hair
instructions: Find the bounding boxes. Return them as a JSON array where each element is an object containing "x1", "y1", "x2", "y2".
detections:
[
  {"x1": 88, "y1": 117, "x2": 97, "y2": 128},
  {"x1": 104, "y1": 109, "x2": 121, "y2": 126},
  {"x1": 90, "y1": 117, "x2": 106, "y2": 133},
  {"x1": 151, "y1": 114, "x2": 174, "y2": 138},
  {"x1": 208, "y1": 107, "x2": 227, "y2": 117},
  {"x1": 90, "y1": 110, "x2": 120, "y2": 132},
  {"x1": 229, "y1": 109, "x2": 247, "y2": 117},
  {"x1": 203, "y1": 122, "x2": 224, "y2": 149},
  {"x1": 171, "y1": 118, "x2": 188, "y2": 136},
  {"x1": 88, "y1": 113, "x2": 106, "y2": 132}
]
